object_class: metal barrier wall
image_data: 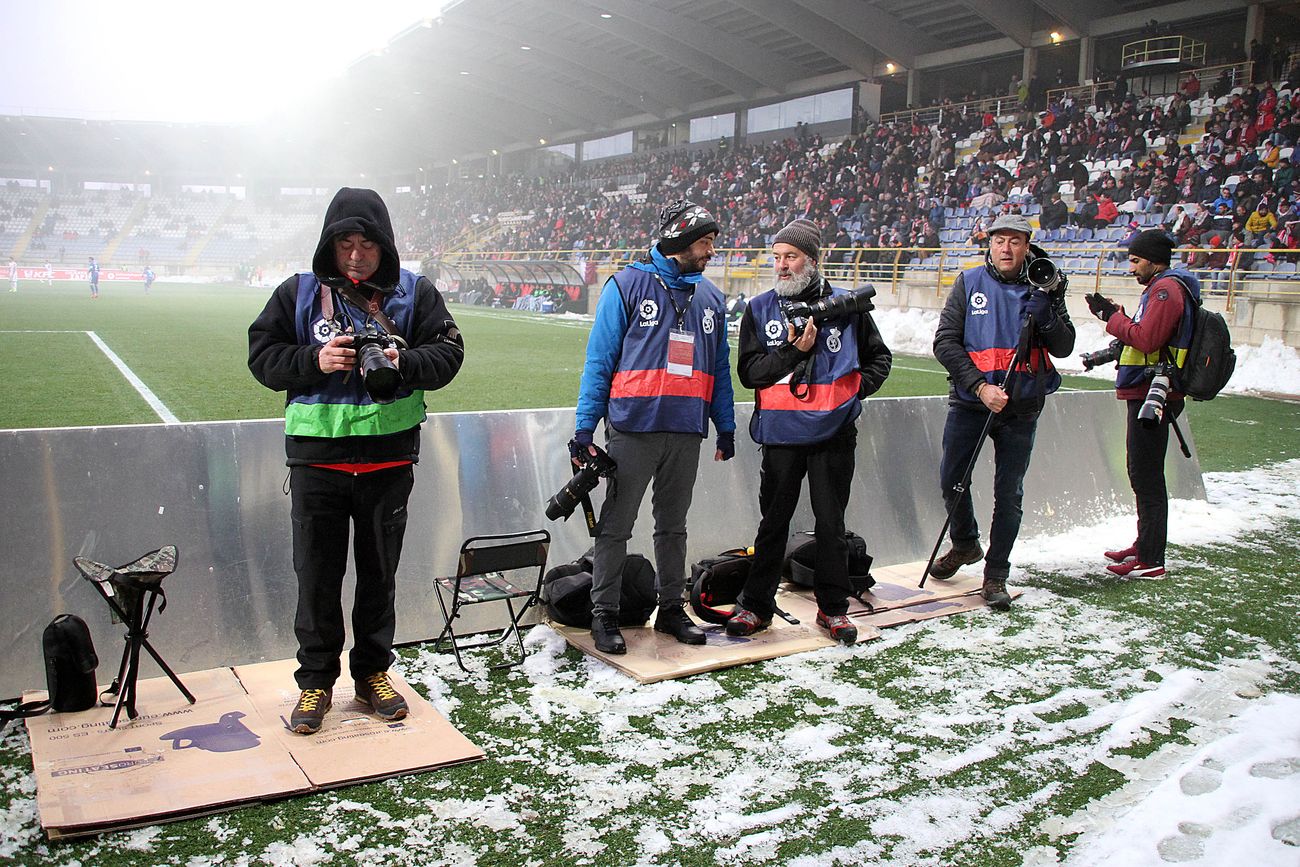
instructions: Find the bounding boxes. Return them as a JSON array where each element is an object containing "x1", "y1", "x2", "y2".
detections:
[{"x1": 0, "y1": 392, "x2": 1203, "y2": 698}]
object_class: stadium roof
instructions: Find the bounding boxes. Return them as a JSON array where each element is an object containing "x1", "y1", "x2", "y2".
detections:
[{"x1": 0, "y1": 0, "x2": 1256, "y2": 181}]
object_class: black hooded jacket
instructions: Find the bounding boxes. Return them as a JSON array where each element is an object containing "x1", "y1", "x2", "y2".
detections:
[{"x1": 248, "y1": 188, "x2": 464, "y2": 465}]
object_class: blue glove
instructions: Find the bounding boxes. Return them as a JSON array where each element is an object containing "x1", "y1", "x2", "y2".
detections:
[
  {"x1": 716, "y1": 431, "x2": 735, "y2": 461},
  {"x1": 1024, "y1": 289, "x2": 1053, "y2": 325},
  {"x1": 568, "y1": 430, "x2": 594, "y2": 464}
]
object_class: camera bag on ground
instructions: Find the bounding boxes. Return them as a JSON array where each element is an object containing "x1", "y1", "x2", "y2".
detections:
[
  {"x1": 782, "y1": 531, "x2": 876, "y2": 601},
  {"x1": 0, "y1": 614, "x2": 99, "y2": 729},
  {"x1": 689, "y1": 547, "x2": 754, "y2": 624},
  {"x1": 1166, "y1": 275, "x2": 1236, "y2": 401},
  {"x1": 542, "y1": 554, "x2": 657, "y2": 628}
]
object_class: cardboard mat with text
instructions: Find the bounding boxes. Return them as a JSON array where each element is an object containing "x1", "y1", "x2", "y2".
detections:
[
  {"x1": 552, "y1": 592, "x2": 882, "y2": 684},
  {"x1": 836, "y1": 559, "x2": 1021, "y2": 628},
  {"x1": 26, "y1": 662, "x2": 483, "y2": 839}
]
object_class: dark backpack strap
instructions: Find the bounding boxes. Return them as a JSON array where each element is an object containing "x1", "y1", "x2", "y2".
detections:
[{"x1": 0, "y1": 698, "x2": 51, "y2": 729}]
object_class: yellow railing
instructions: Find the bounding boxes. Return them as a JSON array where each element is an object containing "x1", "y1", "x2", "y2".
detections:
[
  {"x1": 1121, "y1": 36, "x2": 1207, "y2": 69},
  {"x1": 436, "y1": 245, "x2": 1300, "y2": 313}
]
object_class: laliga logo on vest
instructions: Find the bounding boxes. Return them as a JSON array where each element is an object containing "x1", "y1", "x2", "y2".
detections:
[
  {"x1": 765, "y1": 319, "x2": 784, "y2": 341},
  {"x1": 969, "y1": 290, "x2": 989, "y2": 316},
  {"x1": 826, "y1": 326, "x2": 842, "y2": 353},
  {"x1": 639, "y1": 298, "x2": 660, "y2": 327},
  {"x1": 312, "y1": 318, "x2": 335, "y2": 344},
  {"x1": 702, "y1": 307, "x2": 715, "y2": 334}
]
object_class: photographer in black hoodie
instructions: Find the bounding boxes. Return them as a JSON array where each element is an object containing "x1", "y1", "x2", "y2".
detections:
[{"x1": 249, "y1": 188, "x2": 464, "y2": 734}]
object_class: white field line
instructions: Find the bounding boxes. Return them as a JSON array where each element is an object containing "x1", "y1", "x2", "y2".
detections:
[{"x1": 84, "y1": 331, "x2": 180, "y2": 424}]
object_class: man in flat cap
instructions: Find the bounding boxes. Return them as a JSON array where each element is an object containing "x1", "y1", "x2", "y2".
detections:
[
  {"x1": 1085, "y1": 229, "x2": 1199, "y2": 580},
  {"x1": 931, "y1": 213, "x2": 1075, "y2": 608},
  {"x1": 571, "y1": 198, "x2": 736, "y2": 654},
  {"x1": 725, "y1": 218, "x2": 892, "y2": 644}
]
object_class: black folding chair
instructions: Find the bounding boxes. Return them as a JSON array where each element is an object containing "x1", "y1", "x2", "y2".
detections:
[{"x1": 432, "y1": 530, "x2": 550, "y2": 673}]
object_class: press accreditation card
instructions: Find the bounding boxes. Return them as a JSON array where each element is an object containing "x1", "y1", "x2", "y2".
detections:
[{"x1": 667, "y1": 329, "x2": 695, "y2": 377}]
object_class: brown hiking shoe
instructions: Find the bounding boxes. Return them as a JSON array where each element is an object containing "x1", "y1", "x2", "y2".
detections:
[
  {"x1": 930, "y1": 542, "x2": 984, "y2": 580},
  {"x1": 290, "y1": 688, "x2": 332, "y2": 734},
  {"x1": 354, "y1": 672, "x2": 409, "y2": 721},
  {"x1": 982, "y1": 576, "x2": 1012, "y2": 611}
]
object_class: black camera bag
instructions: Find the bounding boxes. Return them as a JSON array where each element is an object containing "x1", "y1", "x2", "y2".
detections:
[
  {"x1": 542, "y1": 554, "x2": 657, "y2": 628},
  {"x1": 0, "y1": 614, "x2": 99, "y2": 729},
  {"x1": 689, "y1": 548, "x2": 753, "y2": 624},
  {"x1": 782, "y1": 531, "x2": 876, "y2": 600}
]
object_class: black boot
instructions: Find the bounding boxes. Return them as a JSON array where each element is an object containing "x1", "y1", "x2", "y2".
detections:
[
  {"x1": 654, "y1": 603, "x2": 707, "y2": 645},
  {"x1": 591, "y1": 612, "x2": 627, "y2": 654}
]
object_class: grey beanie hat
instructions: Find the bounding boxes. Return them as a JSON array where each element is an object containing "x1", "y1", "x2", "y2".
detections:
[
  {"x1": 987, "y1": 213, "x2": 1034, "y2": 238},
  {"x1": 773, "y1": 218, "x2": 821, "y2": 260}
]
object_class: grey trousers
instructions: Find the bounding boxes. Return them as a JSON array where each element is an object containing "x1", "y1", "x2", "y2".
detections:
[{"x1": 591, "y1": 428, "x2": 703, "y2": 616}]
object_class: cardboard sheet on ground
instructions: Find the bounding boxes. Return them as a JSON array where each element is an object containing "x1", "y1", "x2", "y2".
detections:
[
  {"x1": 553, "y1": 560, "x2": 1013, "y2": 682},
  {"x1": 552, "y1": 597, "x2": 883, "y2": 684},
  {"x1": 836, "y1": 559, "x2": 1021, "y2": 628},
  {"x1": 26, "y1": 662, "x2": 483, "y2": 839}
]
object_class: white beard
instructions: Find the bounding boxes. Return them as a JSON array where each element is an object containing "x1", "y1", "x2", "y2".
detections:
[{"x1": 774, "y1": 261, "x2": 817, "y2": 297}]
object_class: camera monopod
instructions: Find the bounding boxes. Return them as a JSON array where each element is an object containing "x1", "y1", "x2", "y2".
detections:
[{"x1": 919, "y1": 316, "x2": 1037, "y2": 589}]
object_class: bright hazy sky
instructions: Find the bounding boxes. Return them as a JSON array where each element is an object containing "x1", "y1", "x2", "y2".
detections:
[{"x1": 0, "y1": 0, "x2": 443, "y2": 123}]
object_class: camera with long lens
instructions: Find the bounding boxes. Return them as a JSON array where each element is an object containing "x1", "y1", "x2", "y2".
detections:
[
  {"x1": 545, "y1": 446, "x2": 617, "y2": 523},
  {"x1": 350, "y1": 325, "x2": 405, "y2": 404},
  {"x1": 1080, "y1": 339, "x2": 1124, "y2": 371},
  {"x1": 781, "y1": 286, "x2": 877, "y2": 336},
  {"x1": 1026, "y1": 255, "x2": 1066, "y2": 293},
  {"x1": 1138, "y1": 363, "x2": 1173, "y2": 428}
]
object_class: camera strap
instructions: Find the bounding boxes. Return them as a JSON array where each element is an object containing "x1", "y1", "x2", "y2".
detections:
[{"x1": 321, "y1": 280, "x2": 399, "y2": 336}]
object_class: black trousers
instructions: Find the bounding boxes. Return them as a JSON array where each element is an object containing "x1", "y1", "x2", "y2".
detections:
[
  {"x1": 1126, "y1": 397, "x2": 1185, "y2": 566},
  {"x1": 738, "y1": 430, "x2": 856, "y2": 619},
  {"x1": 289, "y1": 464, "x2": 414, "y2": 690}
]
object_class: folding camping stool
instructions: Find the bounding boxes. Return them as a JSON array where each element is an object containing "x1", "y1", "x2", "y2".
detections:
[{"x1": 432, "y1": 530, "x2": 550, "y2": 673}]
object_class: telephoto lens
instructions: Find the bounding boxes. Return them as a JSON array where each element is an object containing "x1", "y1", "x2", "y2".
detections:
[
  {"x1": 1138, "y1": 368, "x2": 1172, "y2": 428},
  {"x1": 784, "y1": 285, "x2": 876, "y2": 323},
  {"x1": 545, "y1": 465, "x2": 602, "y2": 521},
  {"x1": 354, "y1": 335, "x2": 401, "y2": 403},
  {"x1": 1080, "y1": 339, "x2": 1124, "y2": 371},
  {"x1": 1026, "y1": 256, "x2": 1063, "y2": 293}
]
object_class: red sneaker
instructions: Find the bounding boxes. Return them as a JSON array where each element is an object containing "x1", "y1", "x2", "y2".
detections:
[
  {"x1": 1106, "y1": 560, "x2": 1166, "y2": 579},
  {"x1": 1104, "y1": 543, "x2": 1138, "y2": 563},
  {"x1": 816, "y1": 611, "x2": 858, "y2": 645}
]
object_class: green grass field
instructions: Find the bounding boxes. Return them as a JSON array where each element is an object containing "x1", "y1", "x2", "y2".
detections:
[{"x1": 1, "y1": 281, "x2": 1298, "y2": 866}]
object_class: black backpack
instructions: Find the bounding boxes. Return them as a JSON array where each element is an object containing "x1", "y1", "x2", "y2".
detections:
[
  {"x1": 1164, "y1": 274, "x2": 1235, "y2": 401},
  {"x1": 0, "y1": 614, "x2": 99, "y2": 728},
  {"x1": 542, "y1": 554, "x2": 657, "y2": 628},
  {"x1": 783, "y1": 531, "x2": 876, "y2": 600},
  {"x1": 689, "y1": 547, "x2": 753, "y2": 624}
]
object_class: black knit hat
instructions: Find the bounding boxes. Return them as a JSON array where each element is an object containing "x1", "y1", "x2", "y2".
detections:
[
  {"x1": 773, "y1": 218, "x2": 821, "y2": 260},
  {"x1": 1128, "y1": 229, "x2": 1174, "y2": 266},
  {"x1": 657, "y1": 199, "x2": 720, "y2": 255}
]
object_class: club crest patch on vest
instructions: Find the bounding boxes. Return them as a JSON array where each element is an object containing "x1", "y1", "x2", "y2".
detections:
[
  {"x1": 765, "y1": 319, "x2": 784, "y2": 342},
  {"x1": 639, "y1": 298, "x2": 660, "y2": 327},
  {"x1": 826, "y1": 326, "x2": 842, "y2": 353},
  {"x1": 311, "y1": 317, "x2": 336, "y2": 344},
  {"x1": 702, "y1": 307, "x2": 715, "y2": 334},
  {"x1": 970, "y1": 290, "x2": 989, "y2": 315}
]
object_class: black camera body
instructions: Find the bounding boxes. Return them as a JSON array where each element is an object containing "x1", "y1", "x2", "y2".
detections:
[
  {"x1": 546, "y1": 446, "x2": 618, "y2": 524},
  {"x1": 781, "y1": 286, "x2": 876, "y2": 336},
  {"x1": 349, "y1": 326, "x2": 402, "y2": 404},
  {"x1": 1080, "y1": 339, "x2": 1124, "y2": 371}
]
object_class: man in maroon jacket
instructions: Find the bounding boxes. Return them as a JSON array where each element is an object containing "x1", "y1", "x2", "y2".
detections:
[{"x1": 1085, "y1": 230, "x2": 1199, "y2": 580}]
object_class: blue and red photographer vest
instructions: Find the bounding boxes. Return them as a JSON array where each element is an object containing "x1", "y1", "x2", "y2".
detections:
[
  {"x1": 1115, "y1": 267, "x2": 1200, "y2": 391},
  {"x1": 286, "y1": 270, "x2": 426, "y2": 438},
  {"x1": 956, "y1": 266, "x2": 1060, "y2": 404},
  {"x1": 747, "y1": 287, "x2": 862, "y2": 446},
  {"x1": 607, "y1": 267, "x2": 727, "y2": 436}
]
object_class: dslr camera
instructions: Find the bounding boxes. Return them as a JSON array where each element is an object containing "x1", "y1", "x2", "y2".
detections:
[
  {"x1": 349, "y1": 324, "x2": 404, "y2": 404},
  {"x1": 1138, "y1": 362, "x2": 1173, "y2": 428},
  {"x1": 1080, "y1": 339, "x2": 1124, "y2": 371},
  {"x1": 781, "y1": 286, "x2": 876, "y2": 336},
  {"x1": 546, "y1": 445, "x2": 617, "y2": 524}
]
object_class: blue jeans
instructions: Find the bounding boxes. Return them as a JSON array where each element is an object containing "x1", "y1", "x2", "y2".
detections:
[{"x1": 938, "y1": 405, "x2": 1040, "y2": 578}]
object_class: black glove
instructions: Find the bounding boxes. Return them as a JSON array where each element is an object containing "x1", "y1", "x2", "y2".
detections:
[
  {"x1": 1024, "y1": 289, "x2": 1053, "y2": 325},
  {"x1": 716, "y1": 431, "x2": 735, "y2": 461},
  {"x1": 1086, "y1": 293, "x2": 1119, "y2": 322},
  {"x1": 568, "y1": 430, "x2": 594, "y2": 464}
]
